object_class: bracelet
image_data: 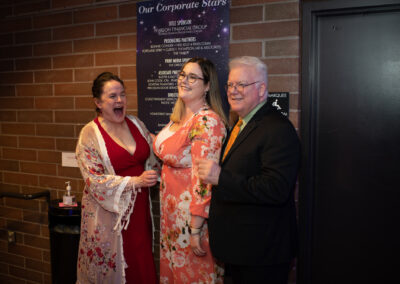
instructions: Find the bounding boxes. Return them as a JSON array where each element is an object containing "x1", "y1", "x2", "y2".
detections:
[{"x1": 189, "y1": 226, "x2": 202, "y2": 235}]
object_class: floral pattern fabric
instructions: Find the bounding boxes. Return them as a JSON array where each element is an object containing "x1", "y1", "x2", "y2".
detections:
[
  {"x1": 153, "y1": 108, "x2": 226, "y2": 283},
  {"x1": 75, "y1": 115, "x2": 158, "y2": 284}
]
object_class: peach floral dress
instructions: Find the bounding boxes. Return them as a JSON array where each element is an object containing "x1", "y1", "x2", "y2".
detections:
[{"x1": 153, "y1": 107, "x2": 226, "y2": 284}]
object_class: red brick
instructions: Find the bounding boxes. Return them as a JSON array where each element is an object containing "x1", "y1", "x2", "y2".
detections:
[
  {"x1": 0, "y1": 18, "x2": 31, "y2": 33},
  {"x1": 35, "y1": 70, "x2": 73, "y2": 83},
  {"x1": 0, "y1": 207, "x2": 23, "y2": 220},
  {"x1": 9, "y1": 265, "x2": 42, "y2": 282},
  {"x1": 2, "y1": 148, "x2": 37, "y2": 161},
  {"x1": 0, "y1": 60, "x2": 14, "y2": 72},
  {"x1": 0, "y1": 251, "x2": 24, "y2": 266},
  {"x1": 58, "y1": 165, "x2": 82, "y2": 179},
  {"x1": 53, "y1": 54, "x2": 94, "y2": 69},
  {"x1": 0, "y1": 159, "x2": 19, "y2": 171},
  {"x1": 0, "y1": 45, "x2": 32, "y2": 59},
  {"x1": 124, "y1": 81, "x2": 137, "y2": 96},
  {"x1": 54, "y1": 82, "x2": 91, "y2": 96},
  {"x1": 265, "y1": 39, "x2": 299, "y2": 57},
  {"x1": 55, "y1": 110, "x2": 95, "y2": 123},
  {"x1": 0, "y1": 86, "x2": 15, "y2": 97},
  {"x1": 289, "y1": 93, "x2": 300, "y2": 111},
  {"x1": 16, "y1": 84, "x2": 52, "y2": 97},
  {"x1": 39, "y1": 176, "x2": 79, "y2": 190},
  {"x1": 269, "y1": 75, "x2": 299, "y2": 93},
  {"x1": 0, "y1": 72, "x2": 33, "y2": 84},
  {"x1": 4, "y1": 196, "x2": 40, "y2": 211},
  {"x1": 263, "y1": 58, "x2": 299, "y2": 74},
  {"x1": 20, "y1": 162, "x2": 56, "y2": 175},
  {"x1": 33, "y1": 41, "x2": 72, "y2": 56},
  {"x1": 119, "y1": 3, "x2": 136, "y2": 18},
  {"x1": 0, "y1": 111, "x2": 17, "y2": 121},
  {"x1": 126, "y1": 96, "x2": 137, "y2": 110},
  {"x1": 19, "y1": 136, "x2": 55, "y2": 150},
  {"x1": 18, "y1": 110, "x2": 53, "y2": 123},
  {"x1": 0, "y1": 97, "x2": 34, "y2": 109},
  {"x1": 0, "y1": 275, "x2": 25, "y2": 284},
  {"x1": 2, "y1": 123, "x2": 35, "y2": 135},
  {"x1": 0, "y1": 33, "x2": 13, "y2": 46},
  {"x1": 42, "y1": 249, "x2": 50, "y2": 262},
  {"x1": 74, "y1": 67, "x2": 118, "y2": 82},
  {"x1": 74, "y1": 36, "x2": 118, "y2": 52},
  {"x1": 23, "y1": 211, "x2": 48, "y2": 225},
  {"x1": 7, "y1": 220, "x2": 42, "y2": 236},
  {"x1": 231, "y1": 6, "x2": 263, "y2": 23},
  {"x1": 41, "y1": 225, "x2": 50, "y2": 238},
  {"x1": 52, "y1": 0, "x2": 93, "y2": 9},
  {"x1": 265, "y1": 2, "x2": 299, "y2": 21},
  {"x1": 75, "y1": 96, "x2": 95, "y2": 109},
  {"x1": 33, "y1": 12, "x2": 72, "y2": 29},
  {"x1": 120, "y1": 66, "x2": 136, "y2": 79},
  {"x1": 34, "y1": 97, "x2": 74, "y2": 109},
  {"x1": 14, "y1": 1, "x2": 50, "y2": 15},
  {"x1": 0, "y1": 135, "x2": 18, "y2": 147},
  {"x1": 25, "y1": 258, "x2": 51, "y2": 273},
  {"x1": 4, "y1": 172, "x2": 39, "y2": 186},
  {"x1": 288, "y1": 111, "x2": 299, "y2": 129},
  {"x1": 74, "y1": 6, "x2": 117, "y2": 23},
  {"x1": 0, "y1": 183, "x2": 20, "y2": 195},
  {"x1": 233, "y1": 20, "x2": 299, "y2": 40},
  {"x1": 53, "y1": 24, "x2": 94, "y2": 40},
  {"x1": 0, "y1": 6, "x2": 13, "y2": 19},
  {"x1": 38, "y1": 151, "x2": 61, "y2": 164},
  {"x1": 56, "y1": 138, "x2": 78, "y2": 151},
  {"x1": 230, "y1": 42, "x2": 262, "y2": 57},
  {"x1": 15, "y1": 29, "x2": 51, "y2": 44},
  {"x1": 36, "y1": 124, "x2": 75, "y2": 137},
  {"x1": 75, "y1": 124, "x2": 85, "y2": 136},
  {"x1": 120, "y1": 35, "x2": 136, "y2": 49},
  {"x1": 15, "y1": 57, "x2": 52, "y2": 71},
  {"x1": 96, "y1": 19, "x2": 136, "y2": 36},
  {"x1": 96, "y1": 50, "x2": 136, "y2": 66}
]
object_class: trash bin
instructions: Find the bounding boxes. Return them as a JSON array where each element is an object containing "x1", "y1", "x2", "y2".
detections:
[{"x1": 48, "y1": 199, "x2": 81, "y2": 284}]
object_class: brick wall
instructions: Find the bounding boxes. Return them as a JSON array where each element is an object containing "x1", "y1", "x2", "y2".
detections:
[{"x1": 0, "y1": 0, "x2": 300, "y2": 283}]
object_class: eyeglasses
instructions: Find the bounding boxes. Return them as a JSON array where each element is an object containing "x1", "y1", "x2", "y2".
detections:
[
  {"x1": 225, "y1": 81, "x2": 259, "y2": 93},
  {"x1": 177, "y1": 72, "x2": 204, "y2": 84}
]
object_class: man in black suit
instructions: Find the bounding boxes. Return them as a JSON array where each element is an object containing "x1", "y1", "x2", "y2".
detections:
[{"x1": 197, "y1": 56, "x2": 300, "y2": 284}]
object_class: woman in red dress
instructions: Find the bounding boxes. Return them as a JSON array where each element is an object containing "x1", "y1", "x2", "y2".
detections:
[{"x1": 76, "y1": 72, "x2": 158, "y2": 283}]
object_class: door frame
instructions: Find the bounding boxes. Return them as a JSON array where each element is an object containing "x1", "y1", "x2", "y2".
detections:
[{"x1": 298, "y1": 0, "x2": 400, "y2": 283}]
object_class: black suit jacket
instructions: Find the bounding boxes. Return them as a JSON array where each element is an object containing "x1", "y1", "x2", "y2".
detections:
[{"x1": 208, "y1": 103, "x2": 301, "y2": 266}]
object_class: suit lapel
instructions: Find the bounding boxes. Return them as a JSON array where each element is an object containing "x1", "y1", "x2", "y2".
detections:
[{"x1": 221, "y1": 103, "x2": 271, "y2": 164}]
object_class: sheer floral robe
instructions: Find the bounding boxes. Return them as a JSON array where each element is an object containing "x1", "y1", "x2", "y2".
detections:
[
  {"x1": 75, "y1": 115, "x2": 158, "y2": 284},
  {"x1": 154, "y1": 108, "x2": 226, "y2": 283}
]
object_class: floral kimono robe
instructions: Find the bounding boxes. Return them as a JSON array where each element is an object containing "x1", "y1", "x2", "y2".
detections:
[
  {"x1": 75, "y1": 115, "x2": 158, "y2": 284},
  {"x1": 154, "y1": 108, "x2": 226, "y2": 283}
]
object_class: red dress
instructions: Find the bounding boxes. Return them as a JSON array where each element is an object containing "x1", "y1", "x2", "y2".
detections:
[{"x1": 95, "y1": 117, "x2": 157, "y2": 284}]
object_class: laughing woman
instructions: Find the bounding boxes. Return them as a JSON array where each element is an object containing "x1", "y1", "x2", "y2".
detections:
[{"x1": 76, "y1": 72, "x2": 159, "y2": 283}]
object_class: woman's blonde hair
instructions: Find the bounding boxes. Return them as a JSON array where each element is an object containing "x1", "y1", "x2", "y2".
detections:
[{"x1": 170, "y1": 57, "x2": 228, "y2": 126}]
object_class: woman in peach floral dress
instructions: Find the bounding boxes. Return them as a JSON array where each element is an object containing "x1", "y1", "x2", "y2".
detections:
[{"x1": 154, "y1": 58, "x2": 227, "y2": 283}]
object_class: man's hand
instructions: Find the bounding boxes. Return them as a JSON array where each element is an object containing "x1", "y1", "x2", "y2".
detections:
[{"x1": 195, "y1": 159, "x2": 221, "y2": 185}]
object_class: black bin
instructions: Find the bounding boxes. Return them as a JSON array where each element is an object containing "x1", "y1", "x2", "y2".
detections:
[{"x1": 48, "y1": 199, "x2": 81, "y2": 284}]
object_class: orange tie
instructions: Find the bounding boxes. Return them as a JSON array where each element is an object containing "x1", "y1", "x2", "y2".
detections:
[{"x1": 222, "y1": 119, "x2": 243, "y2": 161}]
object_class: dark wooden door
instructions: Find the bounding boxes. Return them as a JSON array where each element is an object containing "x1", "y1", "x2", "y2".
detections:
[{"x1": 300, "y1": 1, "x2": 400, "y2": 283}]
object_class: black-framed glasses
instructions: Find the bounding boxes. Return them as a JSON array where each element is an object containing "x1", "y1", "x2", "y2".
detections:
[
  {"x1": 225, "y1": 81, "x2": 259, "y2": 92},
  {"x1": 177, "y1": 72, "x2": 204, "y2": 84}
]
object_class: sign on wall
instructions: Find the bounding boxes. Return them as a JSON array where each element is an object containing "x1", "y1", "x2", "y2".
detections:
[
  {"x1": 136, "y1": 0, "x2": 230, "y2": 133},
  {"x1": 268, "y1": 92, "x2": 289, "y2": 117}
]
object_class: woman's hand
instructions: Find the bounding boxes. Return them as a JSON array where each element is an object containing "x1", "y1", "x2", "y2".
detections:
[
  {"x1": 133, "y1": 170, "x2": 158, "y2": 188},
  {"x1": 190, "y1": 233, "x2": 206, "y2": 257}
]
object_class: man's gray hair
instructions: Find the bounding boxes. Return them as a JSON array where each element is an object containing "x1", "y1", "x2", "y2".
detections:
[{"x1": 229, "y1": 56, "x2": 268, "y2": 86}]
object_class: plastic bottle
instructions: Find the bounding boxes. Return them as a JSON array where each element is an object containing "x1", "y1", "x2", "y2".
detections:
[{"x1": 63, "y1": 181, "x2": 76, "y2": 206}]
